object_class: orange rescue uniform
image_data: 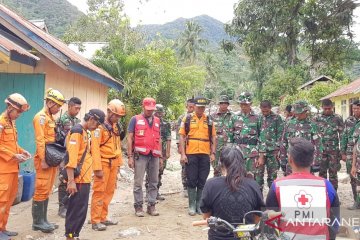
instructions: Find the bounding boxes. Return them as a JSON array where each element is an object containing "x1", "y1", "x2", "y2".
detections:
[
  {"x1": 0, "y1": 112, "x2": 25, "y2": 231},
  {"x1": 65, "y1": 126, "x2": 102, "y2": 183},
  {"x1": 33, "y1": 108, "x2": 57, "y2": 201},
  {"x1": 91, "y1": 123, "x2": 122, "y2": 224},
  {"x1": 178, "y1": 113, "x2": 216, "y2": 154}
]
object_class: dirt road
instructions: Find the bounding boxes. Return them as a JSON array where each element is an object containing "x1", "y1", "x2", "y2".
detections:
[{"x1": 7, "y1": 139, "x2": 360, "y2": 239}]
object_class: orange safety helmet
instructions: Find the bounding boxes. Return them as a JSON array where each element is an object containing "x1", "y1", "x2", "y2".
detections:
[
  {"x1": 45, "y1": 88, "x2": 66, "y2": 106},
  {"x1": 5, "y1": 93, "x2": 30, "y2": 112},
  {"x1": 107, "y1": 99, "x2": 126, "y2": 116}
]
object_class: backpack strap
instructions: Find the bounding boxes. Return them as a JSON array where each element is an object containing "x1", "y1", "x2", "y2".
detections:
[
  {"x1": 207, "y1": 115, "x2": 213, "y2": 144},
  {"x1": 184, "y1": 114, "x2": 191, "y2": 136}
]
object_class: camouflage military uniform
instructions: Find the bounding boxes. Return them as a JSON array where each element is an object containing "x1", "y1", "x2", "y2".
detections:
[
  {"x1": 210, "y1": 110, "x2": 233, "y2": 176},
  {"x1": 177, "y1": 113, "x2": 188, "y2": 190},
  {"x1": 341, "y1": 116, "x2": 360, "y2": 204},
  {"x1": 230, "y1": 111, "x2": 262, "y2": 186},
  {"x1": 314, "y1": 113, "x2": 344, "y2": 190},
  {"x1": 158, "y1": 118, "x2": 172, "y2": 188},
  {"x1": 57, "y1": 111, "x2": 80, "y2": 216},
  {"x1": 350, "y1": 121, "x2": 360, "y2": 206},
  {"x1": 259, "y1": 112, "x2": 284, "y2": 188},
  {"x1": 280, "y1": 117, "x2": 323, "y2": 174}
]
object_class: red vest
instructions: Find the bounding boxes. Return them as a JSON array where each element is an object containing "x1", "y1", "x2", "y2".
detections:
[
  {"x1": 274, "y1": 173, "x2": 330, "y2": 240},
  {"x1": 134, "y1": 114, "x2": 161, "y2": 157}
]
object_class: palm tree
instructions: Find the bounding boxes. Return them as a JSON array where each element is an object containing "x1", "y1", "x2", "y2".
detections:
[
  {"x1": 177, "y1": 21, "x2": 208, "y2": 64},
  {"x1": 92, "y1": 50, "x2": 149, "y2": 97}
]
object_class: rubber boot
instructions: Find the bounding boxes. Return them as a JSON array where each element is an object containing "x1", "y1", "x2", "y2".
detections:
[
  {"x1": 188, "y1": 188, "x2": 197, "y2": 216},
  {"x1": 44, "y1": 199, "x2": 59, "y2": 229},
  {"x1": 347, "y1": 201, "x2": 360, "y2": 210},
  {"x1": 196, "y1": 188, "x2": 203, "y2": 215},
  {"x1": 32, "y1": 200, "x2": 54, "y2": 233}
]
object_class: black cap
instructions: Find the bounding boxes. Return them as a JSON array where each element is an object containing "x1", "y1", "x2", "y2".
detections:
[
  {"x1": 194, "y1": 96, "x2": 209, "y2": 106},
  {"x1": 187, "y1": 98, "x2": 195, "y2": 104},
  {"x1": 88, "y1": 109, "x2": 105, "y2": 124},
  {"x1": 352, "y1": 100, "x2": 360, "y2": 106}
]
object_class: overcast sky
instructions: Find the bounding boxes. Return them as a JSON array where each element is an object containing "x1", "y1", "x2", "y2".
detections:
[
  {"x1": 67, "y1": 0, "x2": 360, "y2": 40},
  {"x1": 68, "y1": 0, "x2": 243, "y2": 25}
]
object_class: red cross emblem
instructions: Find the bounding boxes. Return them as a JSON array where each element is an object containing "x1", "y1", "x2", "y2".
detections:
[{"x1": 294, "y1": 190, "x2": 312, "y2": 209}]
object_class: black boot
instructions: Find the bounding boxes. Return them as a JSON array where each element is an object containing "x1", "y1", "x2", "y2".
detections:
[
  {"x1": 196, "y1": 188, "x2": 203, "y2": 215},
  {"x1": 188, "y1": 188, "x2": 197, "y2": 216},
  {"x1": 44, "y1": 199, "x2": 59, "y2": 229},
  {"x1": 32, "y1": 200, "x2": 54, "y2": 233},
  {"x1": 347, "y1": 201, "x2": 360, "y2": 210}
]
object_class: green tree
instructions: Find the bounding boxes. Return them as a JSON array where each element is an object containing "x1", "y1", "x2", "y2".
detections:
[
  {"x1": 227, "y1": 0, "x2": 359, "y2": 67},
  {"x1": 177, "y1": 21, "x2": 208, "y2": 64},
  {"x1": 63, "y1": 0, "x2": 141, "y2": 54}
]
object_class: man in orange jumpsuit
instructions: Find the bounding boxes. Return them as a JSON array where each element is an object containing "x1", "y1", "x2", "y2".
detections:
[
  {"x1": 0, "y1": 93, "x2": 31, "y2": 240},
  {"x1": 65, "y1": 109, "x2": 105, "y2": 240},
  {"x1": 32, "y1": 88, "x2": 66, "y2": 233},
  {"x1": 91, "y1": 99, "x2": 126, "y2": 231}
]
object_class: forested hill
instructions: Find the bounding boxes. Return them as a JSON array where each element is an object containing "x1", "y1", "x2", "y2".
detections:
[
  {"x1": 2, "y1": 0, "x2": 83, "y2": 37},
  {"x1": 137, "y1": 15, "x2": 231, "y2": 47}
]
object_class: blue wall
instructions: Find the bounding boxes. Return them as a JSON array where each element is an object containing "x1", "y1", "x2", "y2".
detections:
[{"x1": 0, "y1": 73, "x2": 45, "y2": 171}]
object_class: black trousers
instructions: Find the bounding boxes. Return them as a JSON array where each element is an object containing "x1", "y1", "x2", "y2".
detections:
[
  {"x1": 185, "y1": 154, "x2": 210, "y2": 189},
  {"x1": 65, "y1": 183, "x2": 90, "y2": 238},
  {"x1": 58, "y1": 181, "x2": 68, "y2": 208}
]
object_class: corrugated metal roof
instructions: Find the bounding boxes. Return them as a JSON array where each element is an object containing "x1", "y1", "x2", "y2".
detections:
[
  {"x1": 0, "y1": 34, "x2": 39, "y2": 62},
  {"x1": 0, "y1": 4, "x2": 123, "y2": 90},
  {"x1": 298, "y1": 75, "x2": 333, "y2": 90},
  {"x1": 321, "y1": 78, "x2": 360, "y2": 100}
]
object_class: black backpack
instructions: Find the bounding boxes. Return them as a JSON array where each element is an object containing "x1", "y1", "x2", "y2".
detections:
[{"x1": 184, "y1": 114, "x2": 213, "y2": 144}]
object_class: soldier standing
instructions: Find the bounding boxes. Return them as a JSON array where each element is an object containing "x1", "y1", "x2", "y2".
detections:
[
  {"x1": 343, "y1": 100, "x2": 360, "y2": 210},
  {"x1": 179, "y1": 96, "x2": 216, "y2": 216},
  {"x1": 341, "y1": 100, "x2": 360, "y2": 210},
  {"x1": 280, "y1": 100, "x2": 322, "y2": 175},
  {"x1": 57, "y1": 97, "x2": 82, "y2": 218},
  {"x1": 351, "y1": 122, "x2": 360, "y2": 211},
  {"x1": 0, "y1": 94, "x2": 32, "y2": 240},
  {"x1": 210, "y1": 95, "x2": 233, "y2": 177},
  {"x1": 313, "y1": 99, "x2": 344, "y2": 191},
  {"x1": 258, "y1": 100, "x2": 284, "y2": 189},
  {"x1": 154, "y1": 104, "x2": 171, "y2": 200},
  {"x1": 176, "y1": 98, "x2": 195, "y2": 197},
  {"x1": 230, "y1": 92, "x2": 263, "y2": 189},
  {"x1": 145, "y1": 104, "x2": 171, "y2": 200}
]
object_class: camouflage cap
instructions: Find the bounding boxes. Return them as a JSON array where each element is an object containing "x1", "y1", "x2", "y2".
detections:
[
  {"x1": 237, "y1": 92, "x2": 252, "y2": 104},
  {"x1": 218, "y1": 95, "x2": 230, "y2": 104},
  {"x1": 194, "y1": 96, "x2": 209, "y2": 106},
  {"x1": 293, "y1": 100, "x2": 309, "y2": 114},
  {"x1": 155, "y1": 104, "x2": 164, "y2": 113}
]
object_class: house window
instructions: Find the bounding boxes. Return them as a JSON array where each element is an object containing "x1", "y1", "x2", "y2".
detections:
[
  {"x1": 341, "y1": 100, "x2": 347, "y2": 117},
  {"x1": 349, "y1": 97, "x2": 359, "y2": 116}
]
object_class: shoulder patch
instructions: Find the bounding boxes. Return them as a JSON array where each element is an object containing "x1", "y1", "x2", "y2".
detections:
[
  {"x1": 94, "y1": 129, "x2": 100, "y2": 138},
  {"x1": 70, "y1": 124, "x2": 83, "y2": 134},
  {"x1": 39, "y1": 116, "x2": 46, "y2": 125}
]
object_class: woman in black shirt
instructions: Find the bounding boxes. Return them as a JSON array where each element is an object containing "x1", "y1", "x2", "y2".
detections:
[{"x1": 200, "y1": 146, "x2": 265, "y2": 240}]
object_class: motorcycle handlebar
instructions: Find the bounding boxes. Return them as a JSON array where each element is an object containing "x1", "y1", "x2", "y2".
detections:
[
  {"x1": 267, "y1": 211, "x2": 284, "y2": 219},
  {"x1": 192, "y1": 220, "x2": 208, "y2": 226}
]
